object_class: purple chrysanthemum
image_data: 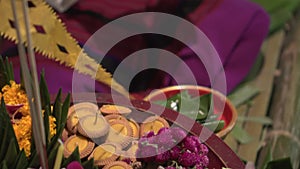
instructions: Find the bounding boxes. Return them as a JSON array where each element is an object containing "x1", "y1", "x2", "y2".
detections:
[
  {"x1": 199, "y1": 144, "x2": 209, "y2": 155},
  {"x1": 169, "y1": 145, "x2": 181, "y2": 160},
  {"x1": 195, "y1": 164, "x2": 204, "y2": 169},
  {"x1": 182, "y1": 135, "x2": 201, "y2": 153},
  {"x1": 145, "y1": 131, "x2": 155, "y2": 138},
  {"x1": 200, "y1": 155, "x2": 209, "y2": 167},
  {"x1": 136, "y1": 145, "x2": 157, "y2": 162},
  {"x1": 157, "y1": 127, "x2": 170, "y2": 135},
  {"x1": 178, "y1": 151, "x2": 198, "y2": 167},
  {"x1": 170, "y1": 127, "x2": 187, "y2": 142},
  {"x1": 66, "y1": 161, "x2": 83, "y2": 169},
  {"x1": 155, "y1": 147, "x2": 171, "y2": 163},
  {"x1": 156, "y1": 131, "x2": 174, "y2": 148},
  {"x1": 165, "y1": 166, "x2": 176, "y2": 169}
]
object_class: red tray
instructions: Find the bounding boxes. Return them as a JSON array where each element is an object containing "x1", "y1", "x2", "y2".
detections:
[{"x1": 69, "y1": 93, "x2": 245, "y2": 169}]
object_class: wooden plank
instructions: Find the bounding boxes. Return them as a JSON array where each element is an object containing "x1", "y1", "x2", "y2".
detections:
[
  {"x1": 237, "y1": 30, "x2": 285, "y2": 162},
  {"x1": 257, "y1": 12, "x2": 300, "y2": 168}
]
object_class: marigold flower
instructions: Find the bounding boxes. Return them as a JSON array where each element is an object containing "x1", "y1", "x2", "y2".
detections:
[
  {"x1": 13, "y1": 115, "x2": 57, "y2": 157},
  {"x1": 0, "y1": 81, "x2": 29, "y2": 116}
]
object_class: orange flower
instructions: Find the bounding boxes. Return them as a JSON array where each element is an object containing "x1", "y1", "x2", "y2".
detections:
[
  {"x1": 1, "y1": 81, "x2": 29, "y2": 116},
  {"x1": 2, "y1": 81, "x2": 57, "y2": 157},
  {"x1": 13, "y1": 115, "x2": 57, "y2": 157}
]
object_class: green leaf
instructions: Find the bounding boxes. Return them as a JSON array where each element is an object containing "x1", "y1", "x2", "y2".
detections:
[
  {"x1": 0, "y1": 99, "x2": 19, "y2": 161},
  {"x1": 44, "y1": 106, "x2": 51, "y2": 143},
  {"x1": 28, "y1": 150, "x2": 39, "y2": 168},
  {"x1": 202, "y1": 120, "x2": 225, "y2": 133},
  {"x1": 265, "y1": 158, "x2": 293, "y2": 169},
  {"x1": 60, "y1": 93, "x2": 70, "y2": 133},
  {"x1": 12, "y1": 150, "x2": 28, "y2": 169},
  {"x1": 0, "y1": 57, "x2": 14, "y2": 88},
  {"x1": 53, "y1": 89, "x2": 62, "y2": 129},
  {"x1": 231, "y1": 125, "x2": 253, "y2": 144},
  {"x1": 228, "y1": 84, "x2": 260, "y2": 107},
  {"x1": 62, "y1": 147, "x2": 81, "y2": 167},
  {"x1": 4, "y1": 58, "x2": 14, "y2": 82},
  {"x1": 198, "y1": 93, "x2": 212, "y2": 114},
  {"x1": 82, "y1": 158, "x2": 96, "y2": 169},
  {"x1": 39, "y1": 71, "x2": 50, "y2": 109},
  {"x1": 154, "y1": 91, "x2": 213, "y2": 120},
  {"x1": 0, "y1": 160, "x2": 8, "y2": 169},
  {"x1": 4, "y1": 139, "x2": 19, "y2": 166},
  {"x1": 47, "y1": 142, "x2": 59, "y2": 169},
  {"x1": 238, "y1": 116, "x2": 273, "y2": 125}
]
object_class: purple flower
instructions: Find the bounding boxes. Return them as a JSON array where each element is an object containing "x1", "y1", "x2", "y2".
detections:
[
  {"x1": 165, "y1": 167, "x2": 176, "y2": 169},
  {"x1": 200, "y1": 155, "x2": 209, "y2": 167},
  {"x1": 155, "y1": 147, "x2": 171, "y2": 163},
  {"x1": 169, "y1": 146, "x2": 181, "y2": 160},
  {"x1": 145, "y1": 131, "x2": 155, "y2": 138},
  {"x1": 157, "y1": 127, "x2": 170, "y2": 135},
  {"x1": 195, "y1": 164, "x2": 204, "y2": 169},
  {"x1": 199, "y1": 144, "x2": 209, "y2": 155},
  {"x1": 138, "y1": 135, "x2": 157, "y2": 148},
  {"x1": 170, "y1": 127, "x2": 187, "y2": 142},
  {"x1": 66, "y1": 161, "x2": 83, "y2": 169},
  {"x1": 182, "y1": 136, "x2": 201, "y2": 153},
  {"x1": 178, "y1": 151, "x2": 198, "y2": 167},
  {"x1": 136, "y1": 145, "x2": 157, "y2": 162},
  {"x1": 138, "y1": 137, "x2": 148, "y2": 148},
  {"x1": 156, "y1": 131, "x2": 174, "y2": 148},
  {"x1": 122, "y1": 158, "x2": 132, "y2": 164}
]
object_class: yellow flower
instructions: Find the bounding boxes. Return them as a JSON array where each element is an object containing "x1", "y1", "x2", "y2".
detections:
[
  {"x1": 49, "y1": 116, "x2": 57, "y2": 138},
  {"x1": 13, "y1": 115, "x2": 32, "y2": 157},
  {"x1": 2, "y1": 81, "x2": 58, "y2": 157},
  {"x1": 0, "y1": 81, "x2": 29, "y2": 116},
  {"x1": 13, "y1": 115, "x2": 57, "y2": 157}
]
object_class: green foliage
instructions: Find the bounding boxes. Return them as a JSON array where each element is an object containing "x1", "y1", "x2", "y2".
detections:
[
  {"x1": 0, "y1": 69, "x2": 86, "y2": 168},
  {"x1": 153, "y1": 91, "x2": 225, "y2": 133},
  {"x1": 61, "y1": 147, "x2": 81, "y2": 168},
  {"x1": 0, "y1": 56, "x2": 14, "y2": 89},
  {"x1": 0, "y1": 99, "x2": 19, "y2": 161},
  {"x1": 231, "y1": 125, "x2": 253, "y2": 144},
  {"x1": 39, "y1": 71, "x2": 50, "y2": 108},
  {"x1": 228, "y1": 84, "x2": 260, "y2": 107},
  {"x1": 259, "y1": 145, "x2": 293, "y2": 169},
  {"x1": 252, "y1": 0, "x2": 300, "y2": 34},
  {"x1": 265, "y1": 158, "x2": 293, "y2": 169}
]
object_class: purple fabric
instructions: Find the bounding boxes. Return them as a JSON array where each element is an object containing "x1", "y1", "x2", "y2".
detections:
[
  {"x1": 168, "y1": 0, "x2": 270, "y2": 94},
  {"x1": 0, "y1": 0, "x2": 270, "y2": 96}
]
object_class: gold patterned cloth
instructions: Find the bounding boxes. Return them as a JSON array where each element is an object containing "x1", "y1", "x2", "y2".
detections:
[{"x1": 0, "y1": 0, "x2": 128, "y2": 96}]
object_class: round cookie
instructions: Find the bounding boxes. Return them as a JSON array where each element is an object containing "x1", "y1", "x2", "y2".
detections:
[
  {"x1": 89, "y1": 143, "x2": 121, "y2": 166},
  {"x1": 105, "y1": 114, "x2": 128, "y2": 123},
  {"x1": 103, "y1": 161, "x2": 133, "y2": 169},
  {"x1": 63, "y1": 135, "x2": 95, "y2": 159},
  {"x1": 67, "y1": 102, "x2": 99, "y2": 134},
  {"x1": 128, "y1": 118, "x2": 140, "y2": 139},
  {"x1": 100, "y1": 105, "x2": 132, "y2": 115},
  {"x1": 140, "y1": 116, "x2": 170, "y2": 136},
  {"x1": 106, "y1": 120, "x2": 133, "y2": 148}
]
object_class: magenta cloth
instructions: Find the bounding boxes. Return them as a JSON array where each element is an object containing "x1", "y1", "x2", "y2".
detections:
[{"x1": 1, "y1": 0, "x2": 270, "y2": 96}]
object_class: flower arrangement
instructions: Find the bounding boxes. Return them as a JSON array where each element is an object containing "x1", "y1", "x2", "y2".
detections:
[
  {"x1": 0, "y1": 81, "x2": 57, "y2": 157},
  {"x1": 0, "y1": 57, "x2": 75, "y2": 168},
  {"x1": 135, "y1": 127, "x2": 209, "y2": 169}
]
